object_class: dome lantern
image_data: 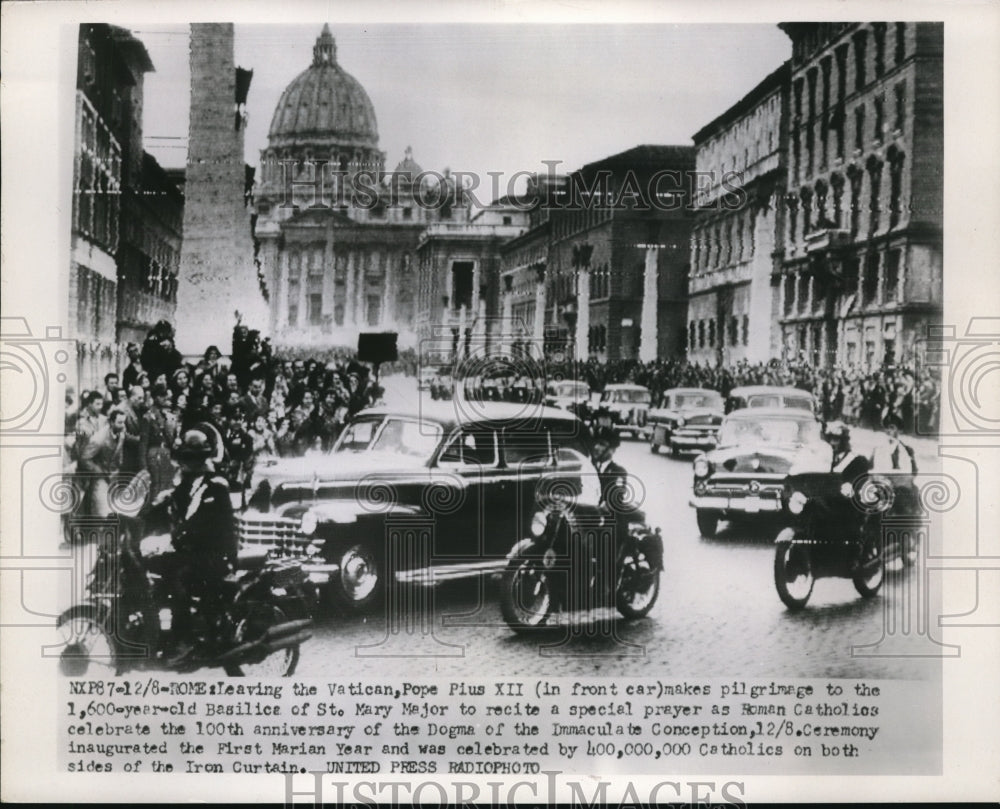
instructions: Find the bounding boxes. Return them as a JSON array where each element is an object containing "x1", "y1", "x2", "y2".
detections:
[{"x1": 313, "y1": 23, "x2": 337, "y2": 66}]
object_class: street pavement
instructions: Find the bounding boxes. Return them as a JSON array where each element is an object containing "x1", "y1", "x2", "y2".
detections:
[{"x1": 295, "y1": 377, "x2": 941, "y2": 681}]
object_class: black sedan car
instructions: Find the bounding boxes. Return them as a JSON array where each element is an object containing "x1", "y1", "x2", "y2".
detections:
[{"x1": 238, "y1": 402, "x2": 592, "y2": 610}]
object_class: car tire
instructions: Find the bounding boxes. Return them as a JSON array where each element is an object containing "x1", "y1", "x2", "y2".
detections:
[
  {"x1": 696, "y1": 510, "x2": 719, "y2": 538},
  {"x1": 330, "y1": 541, "x2": 384, "y2": 612}
]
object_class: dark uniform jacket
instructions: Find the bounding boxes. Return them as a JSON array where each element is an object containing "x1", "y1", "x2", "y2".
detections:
[
  {"x1": 594, "y1": 459, "x2": 631, "y2": 513},
  {"x1": 167, "y1": 473, "x2": 237, "y2": 575}
]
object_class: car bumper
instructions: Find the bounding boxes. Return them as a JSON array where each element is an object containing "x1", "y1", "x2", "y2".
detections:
[
  {"x1": 689, "y1": 495, "x2": 782, "y2": 514},
  {"x1": 670, "y1": 435, "x2": 717, "y2": 450}
]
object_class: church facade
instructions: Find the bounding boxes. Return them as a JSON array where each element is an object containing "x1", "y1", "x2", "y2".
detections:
[{"x1": 253, "y1": 26, "x2": 468, "y2": 350}]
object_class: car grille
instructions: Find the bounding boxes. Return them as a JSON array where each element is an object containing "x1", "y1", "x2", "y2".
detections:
[
  {"x1": 684, "y1": 414, "x2": 717, "y2": 426},
  {"x1": 236, "y1": 514, "x2": 311, "y2": 558},
  {"x1": 704, "y1": 476, "x2": 785, "y2": 497}
]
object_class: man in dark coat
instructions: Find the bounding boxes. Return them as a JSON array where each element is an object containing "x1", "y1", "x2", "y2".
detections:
[{"x1": 155, "y1": 427, "x2": 237, "y2": 662}]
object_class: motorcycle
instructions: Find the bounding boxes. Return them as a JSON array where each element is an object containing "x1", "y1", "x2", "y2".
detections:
[
  {"x1": 500, "y1": 494, "x2": 664, "y2": 633},
  {"x1": 56, "y1": 517, "x2": 315, "y2": 677},
  {"x1": 773, "y1": 472, "x2": 919, "y2": 610}
]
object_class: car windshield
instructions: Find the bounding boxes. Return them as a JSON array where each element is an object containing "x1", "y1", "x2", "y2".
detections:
[
  {"x1": 674, "y1": 393, "x2": 722, "y2": 409},
  {"x1": 334, "y1": 417, "x2": 442, "y2": 460},
  {"x1": 717, "y1": 416, "x2": 819, "y2": 447},
  {"x1": 551, "y1": 382, "x2": 588, "y2": 397},
  {"x1": 604, "y1": 389, "x2": 651, "y2": 404}
]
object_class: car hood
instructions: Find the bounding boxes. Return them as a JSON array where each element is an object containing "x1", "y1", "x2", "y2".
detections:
[{"x1": 706, "y1": 443, "x2": 830, "y2": 475}]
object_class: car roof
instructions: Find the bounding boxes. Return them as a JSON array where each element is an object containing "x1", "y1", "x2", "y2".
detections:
[
  {"x1": 356, "y1": 401, "x2": 582, "y2": 432},
  {"x1": 728, "y1": 385, "x2": 814, "y2": 397},
  {"x1": 725, "y1": 407, "x2": 817, "y2": 420},
  {"x1": 604, "y1": 383, "x2": 649, "y2": 391},
  {"x1": 664, "y1": 387, "x2": 722, "y2": 396}
]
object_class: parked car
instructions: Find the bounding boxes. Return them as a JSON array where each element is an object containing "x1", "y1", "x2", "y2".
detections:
[
  {"x1": 544, "y1": 379, "x2": 591, "y2": 414},
  {"x1": 591, "y1": 383, "x2": 652, "y2": 439},
  {"x1": 648, "y1": 388, "x2": 725, "y2": 455},
  {"x1": 725, "y1": 385, "x2": 818, "y2": 416},
  {"x1": 689, "y1": 407, "x2": 832, "y2": 538},
  {"x1": 238, "y1": 402, "x2": 591, "y2": 610}
]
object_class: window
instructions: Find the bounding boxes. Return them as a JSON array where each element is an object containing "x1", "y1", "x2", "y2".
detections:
[
  {"x1": 742, "y1": 314, "x2": 749, "y2": 346},
  {"x1": 288, "y1": 304, "x2": 298, "y2": 327},
  {"x1": 308, "y1": 293, "x2": 323, "y2": 325},
  {"x1": 438, "y1": 428, "x2": 498, "y2": 467},
  {"x1": 873, "y1": 23, "x2": 886, "y2": 77},
  {"x1": 853, "y1": 30, "x2": 867, "y2": 91},
  {"x1": 793, "y1": 78, "x2": 804, "y2": 119},
  {"x1": 835, "y1": 44, "x2": 848, "y2": 104},
  {"x1": 367, "y1": 294, "x2": 381, "y2": 326},
  {"x1": 889, "y1": 152, "x2": 905, "y2": 228},
  {"x1": 885, "y1": 249, "x2": 901, "y2": 301},
  {"x1": 729, "y1": 316, "x2": 739, "y2": 345},
  {"x1": 783, "y1": 274, "x2": 795, "y2": 315},
  {"x1": 708, "y1": 319, "x2": 716, "y2": 348},
  {"x1": 863, "y1": 252, "x2": 880, "y2": 306},
  {"x1": 854, "y1": 106, "x2": 866, "y2": 151},
  {"x1": 874, "y1": 95, "x2": 885, "y2": 143},
  {"x1": 502, "y1": 215, "x2": 512, "y2": 225},
  {"x1": 894, "y1": 82, "x2": 906, "y2": 132},
  {"x1": 689, "y1": 320, "x2": 697, "y2": 350},
  {"x1": 698, "y1": 320, "x2": 706, "y2": 349},
  {"x1": 402, "y1": 207, "x2": 413, "y2": 220}
]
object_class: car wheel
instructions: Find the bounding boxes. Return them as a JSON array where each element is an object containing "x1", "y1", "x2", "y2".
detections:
[
  {"x1": 774, "y1": 534, "x2": 814, "y2": 610},
  {"x1": 853, "y1": 537, "x2": 884, "y2": 598},
  {"x1": 696, "y1": 510, "x2": 719, "y2": 538},
  {"x1": 330, "y1": 541, "x2": 384, "y2": 611}
]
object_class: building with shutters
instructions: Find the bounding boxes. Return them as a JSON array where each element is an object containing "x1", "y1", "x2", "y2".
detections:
[
  {"x1": 70, "y1": 24, "x2": 183, "y2": 389},
  {"x1": 776, "y1": 22, "x2": 943, "y2": 367},
  {"x1": 687, "y1": 62, "x2": 789, "y2": 365}
]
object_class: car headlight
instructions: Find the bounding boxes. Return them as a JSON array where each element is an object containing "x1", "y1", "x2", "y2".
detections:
[
  {"x1": 693, "y1": 457, "x2": 710, "y2": 478},
  {"x1": 788, "y1": 491, "x2": 808, "y2": 515},
  {"x1": 530, "y1": 511, "x2": 547, "y2": 537},
  {"x1": 300, "y1": 511, "x2": 318, "y2": 536},
  {"x1": 839, "y1": 482, "x2": 854, "y2": 498},
  {"x1": 677, "y1": 416, "x2": 686, "y2": 428}
]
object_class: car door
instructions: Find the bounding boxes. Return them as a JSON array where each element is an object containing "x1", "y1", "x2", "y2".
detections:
[{"x1": 430, "y1": 424, "x2": 507, "y2": 561}]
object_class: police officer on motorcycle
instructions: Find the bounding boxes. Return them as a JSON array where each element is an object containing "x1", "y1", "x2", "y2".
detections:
[
  {"x1": 153, "y1": 425, "x2": 238, "y2": 663},
  {"x1": 824, "y1": 421, "x2": 870, "y2": 481}
]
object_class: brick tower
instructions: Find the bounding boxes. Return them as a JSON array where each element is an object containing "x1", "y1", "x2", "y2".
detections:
[{"x1": 176, "y1": 23, "x2": 266, "y2": 356}]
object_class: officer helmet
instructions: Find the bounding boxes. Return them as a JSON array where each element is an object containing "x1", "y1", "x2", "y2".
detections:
[
  {"x1": 591, "y1": 427, "x2": 621, "y2": 449},
  {"x1": 173, "y1": 429, "x2": 214, "y2": 461}
]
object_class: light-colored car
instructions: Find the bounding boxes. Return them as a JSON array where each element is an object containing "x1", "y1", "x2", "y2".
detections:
[
  {"x1": 725, "y1": 385, "x2": 818, "y2": 416},
  {"x1": 544, "y1": 379, "x2": 591, "y2": 413},
  {"x1": 648, "y1": 387, "x2": 725, "y2": 455},
  {"x1": 689, "y1": 407, "x2": 832, "y2": 538},
  {"x1": 592, "y1": 384, "x2": 653, "y2": 439}
]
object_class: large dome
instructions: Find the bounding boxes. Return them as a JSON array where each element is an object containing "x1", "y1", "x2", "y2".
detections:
[{"x1": 267, "y1": 25, "x2": 379, "y2": 151}]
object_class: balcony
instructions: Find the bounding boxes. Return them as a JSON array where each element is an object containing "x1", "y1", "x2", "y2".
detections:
[{"x1": 804, "y1": 227, "x2": 851, "y2": 254}]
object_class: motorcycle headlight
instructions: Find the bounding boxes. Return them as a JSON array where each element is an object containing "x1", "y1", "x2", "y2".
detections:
[
  {"x1": 300, "y1": 511, "x2": 318, "y2": 536},
  {"x1": 788, "y1": 491, "x2": 808, "y2": 515},
  {"x1": 530, "y1": 511, "x2": 547, "y2": 537},
  {"x1": 839, "y1": 482, "x2": 854, "y2": 498},
  {"x1": 693, "y1": 457, "x2": 710, "y2": 478}
]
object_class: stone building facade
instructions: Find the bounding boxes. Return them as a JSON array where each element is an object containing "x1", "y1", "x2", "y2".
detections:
[
  {"x1": 176, "y1": 23, "x2": 266, "y2": 356},
  {"x1": 413, "y1": 203, "x2": 530, "y2": 357},
  {"x1": 687, "y1": 63, "x2": 789, "y2": 365},
  {"x1": 253, "y1": 26, "x2": 465, "y2": 350},
  {"x1": 70, "y1": 24, "x2": 183, "y2": 390},
  {"x1": 777, "y1": 22, "x2": 943, "y2": 367},
  {"x1": 543, "y1": 145, "x2": 695, "y2": 362}
]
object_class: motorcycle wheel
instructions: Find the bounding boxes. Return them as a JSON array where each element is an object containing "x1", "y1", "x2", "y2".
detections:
[
  {"x1": 330, "y1": 541, "x2": 383, "y2": 612},
  {"x1": 500, "y1": 557, "x2": 553, "y2": 633},
  {"x1": 774, "y1": 538, "x2": 814, "y2": 610},
  {"x1": 56, "y1": 605, "x2": 120, "y2": 676},
  {"x1": 224, "y1": 603, "x2": 300, "y2": 677},
  {"x1": 853, "y1": 537, "x2": 885, "y2": 598},
  {"x1": 616, "y1": 554, "x2": 661, "y2": 619}
]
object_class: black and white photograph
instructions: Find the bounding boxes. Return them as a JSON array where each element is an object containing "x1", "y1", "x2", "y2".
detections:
[{"x1": 1, "y1": 0, "x2": 998, "y2": 804}]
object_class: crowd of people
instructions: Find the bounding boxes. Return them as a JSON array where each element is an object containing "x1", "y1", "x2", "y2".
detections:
[
  {"x1": 538, "y1": 356, "x2": 939, "y2": 435},
  {"x1": 65, "y1": 321, "x2": 386, "y2": 515}
]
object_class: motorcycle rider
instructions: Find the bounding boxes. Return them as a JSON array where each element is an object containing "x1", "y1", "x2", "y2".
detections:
[
  {"x1": 586, "y1": 428, "x2": 634, "y2": 605},
  {"x1": 152, "y1": 426, "x2": 237, "y2": 663},
  {"x1": 824, "y1": 421, "x2": 870, "y2": 481}
]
